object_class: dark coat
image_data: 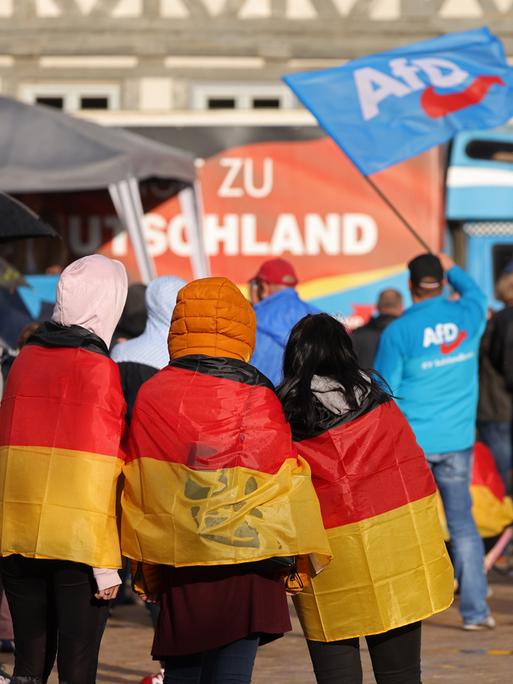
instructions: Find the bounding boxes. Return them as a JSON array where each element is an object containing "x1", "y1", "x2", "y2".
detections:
[
  {"x1": 117, "y1": 361, "x2": 158, "y2": 423},
  {"x1": 490, "y1": 306, "x2": 513, "y2": 393},
  {"x1": 478, "y1": 316, "x2": 512, "y2": 423},
  {"x1": 351, "y1": 314, "x2": 397, "y2": 368}
]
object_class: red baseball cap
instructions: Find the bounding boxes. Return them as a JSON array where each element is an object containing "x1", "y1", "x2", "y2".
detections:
[{"x1": 251, "y1": 258, "x2": 298, "y2": 286}]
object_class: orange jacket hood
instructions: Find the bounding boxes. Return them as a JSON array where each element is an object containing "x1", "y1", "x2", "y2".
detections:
[{"x1": 168, "y1": 277, "x2": 256, "y2": 362}]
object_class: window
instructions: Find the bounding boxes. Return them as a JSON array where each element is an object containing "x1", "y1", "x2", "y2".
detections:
[
  {"x1": 466, "y1": 139, "x2": 513, "y2": 163},
  {"x1": 80, "y1": 96, "x2": 110, "y2": 110},
  {"x1": 35, "y1": 96, "x2": 64, "y2": 110},
  {"x1": 207, "y1": 97, "x2": 236, "y2": 109},
  {"x1": 252, "y1": 97, "x2": 281, "y2": 109},
  {"x1": 19, "y1": 84, "x2": 120, "y2": 112},
  {"x1": 191, "y1": 83, "x2": 296, "y2": 110}
]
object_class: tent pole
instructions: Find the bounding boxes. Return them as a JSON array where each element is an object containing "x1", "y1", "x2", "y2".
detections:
[
  {"x1": 179, "y1": 183, "x2": 210, "y2": 279},
  {"x1": 109, "y1": 179, "x2": 156, "y2": 284}
]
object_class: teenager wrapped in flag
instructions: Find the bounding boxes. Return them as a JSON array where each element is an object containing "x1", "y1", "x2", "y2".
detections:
[
  {"x1": 278, "y1": 313, "x2": 454, "y2": 684},
  {"x1": 121, "y1": 277, "x2": 331, "y2": 682},
  {"x1": 0, "y1": 255, "x2": 128, "y2": 684}
]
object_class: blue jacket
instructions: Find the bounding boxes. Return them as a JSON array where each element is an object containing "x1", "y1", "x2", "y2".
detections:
[
  {"x1": 250, "y1": 289, "x2": 320, "y2": 386},
  {"x1": 374, "y1": 266, "x2": 486, "y2": 455}
]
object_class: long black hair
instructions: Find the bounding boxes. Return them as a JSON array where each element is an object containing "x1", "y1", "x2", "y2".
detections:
[{"x1": 278, "y1": 313, "x2": 391, "y2": 434}]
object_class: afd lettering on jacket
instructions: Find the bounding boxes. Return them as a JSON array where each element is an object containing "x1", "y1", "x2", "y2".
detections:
[{"x1": 421, "y1": 321, "x2": 472, "y2": 369}]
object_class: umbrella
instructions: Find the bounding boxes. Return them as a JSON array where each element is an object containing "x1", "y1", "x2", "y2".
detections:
[
  {"x1": 0, "y1": 192, "x2": 58, "y2": 242},
  {"x1": 0, "y1": 256, "x2": 28, "y2": 290}
]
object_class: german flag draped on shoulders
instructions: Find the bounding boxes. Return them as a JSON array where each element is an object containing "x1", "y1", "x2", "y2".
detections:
[
  {"x1": 121, "y1": 277, "x2": 331, "y2": 579},
  {"x1": 469, "y1": 441, "x2": 513, "y2": 539},
  {"x1": 0, "y1": 255, "x2": 127, "y2": 569},
  {"x1": 292, "y1": 381, "x2": 454, "y2": 642}
]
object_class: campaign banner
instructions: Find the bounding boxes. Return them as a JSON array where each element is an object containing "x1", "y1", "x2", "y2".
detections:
[
  {"x1": 283, "y1": 27, "x2": 513, "y2": 175},
  {"x1": 12, "y1": 128, "x2": 443, "y2": 326}
]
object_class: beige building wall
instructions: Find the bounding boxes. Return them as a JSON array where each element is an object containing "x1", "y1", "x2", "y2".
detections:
[{"x1": 0, "y1": 0, "x2": 511, "y2": 119}]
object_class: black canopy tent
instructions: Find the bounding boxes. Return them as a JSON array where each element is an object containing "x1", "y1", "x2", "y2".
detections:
[{"x1": 0, "y1": 96, "x2": 209, "y2": 281}]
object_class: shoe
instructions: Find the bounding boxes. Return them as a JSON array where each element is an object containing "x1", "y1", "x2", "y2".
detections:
[
  {"x1": 463, "y1": 615, "x2": 496, "y2": 631},
  {"x1": 139, "y1": 670, "x2": 164, "y2": 684}
]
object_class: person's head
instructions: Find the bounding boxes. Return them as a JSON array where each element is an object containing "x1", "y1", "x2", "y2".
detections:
[
  {"x1": 408, "y1": 253, "x2": 445, "y2": 303},
  {"x1": 145, "y1": 275, "x2": 186, "y2": 329},
  {"x1": 248, "y1": 258, "x2": 298, "y2": 304},
  {"x1": 495, "y1": 272, "x2": 513, "y2": 307},
  {"x1": 110, "y1": 275, "x2": 186, "y2": 367},
  {"x1": 169, "y1": 276, "x2": 255, "y2": 362},
  {"x1": 376, "y1": 288, "x2": 403, "y2": 316},
  {"x1": 278, "y1": 313, "x2": 388, "y2": 431},
  {"x1": 113, "y1": 283, "x2": 147, "y2": 342},
  {"x1": 52, "y1": 254, "x2": 128, "y2": 347}
]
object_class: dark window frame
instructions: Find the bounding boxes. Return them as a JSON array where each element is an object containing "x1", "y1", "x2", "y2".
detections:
[
  {"x1": 207, "y1": 97, "x2": 237, "y2": 110},
  {"x1": 80, "y1": 96, "x2": 110, "y2": 110},
  {"x1": 35, "y1": 96, "x2": 64, "y2": 110}
]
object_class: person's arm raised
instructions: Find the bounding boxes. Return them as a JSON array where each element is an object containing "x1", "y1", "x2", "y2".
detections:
[
  {"x1": 438, "y1": 254, "x2": 487, "y2": 336},
  {"x1": 438, "y1": 253, "x2": 485, "y2": 308}
]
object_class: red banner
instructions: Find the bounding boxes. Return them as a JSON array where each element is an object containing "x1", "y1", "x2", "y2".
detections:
[{"x1": 11, "y1": 131, "x2": 443, "y2": 324}]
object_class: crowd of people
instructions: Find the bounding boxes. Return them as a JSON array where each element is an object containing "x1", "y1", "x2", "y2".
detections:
[{"x1": 0, "y1": 249, "x2": 509, "y2": 684}]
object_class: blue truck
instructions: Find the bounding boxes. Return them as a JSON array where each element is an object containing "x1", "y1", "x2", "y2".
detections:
[{"x1": 447, "y1": 127, "x2": 513, "y2": 309}]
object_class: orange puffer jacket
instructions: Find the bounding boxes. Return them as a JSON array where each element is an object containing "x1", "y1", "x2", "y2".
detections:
[{"x1": 168, "y1": 277, "x2": 255, "y2": 362}]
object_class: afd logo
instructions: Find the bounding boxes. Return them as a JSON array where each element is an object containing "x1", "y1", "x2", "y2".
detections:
[
  {"x1": 423, "y1": 323, "x2": 468, "y2": 355},
  {"x1": 354, "y1": 58, "x2": 505, "y2": 121}
]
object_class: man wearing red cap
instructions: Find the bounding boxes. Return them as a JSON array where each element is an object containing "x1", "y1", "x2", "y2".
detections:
[{"x1": 249, "y1": 258, "x2": 320, "y2": 386}]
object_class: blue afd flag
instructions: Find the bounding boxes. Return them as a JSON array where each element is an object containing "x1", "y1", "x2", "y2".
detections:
[{"x1": 283, "y1": 28, "x2": 513, "y2": 176}]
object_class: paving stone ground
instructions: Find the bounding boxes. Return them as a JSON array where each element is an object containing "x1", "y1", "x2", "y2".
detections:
[{"x1": 3, "y1": 570, "x2": 512, "y2": 683}]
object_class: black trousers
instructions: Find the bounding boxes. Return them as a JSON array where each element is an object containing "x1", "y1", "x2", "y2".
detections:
[
  {"x1": 307, "y1": 622, "x2": 422, "y2": 684},
  {"x1": 0, "y1": 555, "x2": 110, "y2": 684},
  {"x1": 164, "y1": 635, "x2": 260, "y2": 684}
]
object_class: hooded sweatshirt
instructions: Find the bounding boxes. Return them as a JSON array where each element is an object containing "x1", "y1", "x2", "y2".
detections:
[
  {"x1": 112, "y1": 276, "x2": 185, "y2": 369},
  {"x1": 0, "y1": 255, "x2": 128, "y2": 586},
  {"x1": 111, "y1": 276, "x2": 185, "y2": 420},
  {"x1": 52, "y1": 253, "x2": 127, "y2": 347}
]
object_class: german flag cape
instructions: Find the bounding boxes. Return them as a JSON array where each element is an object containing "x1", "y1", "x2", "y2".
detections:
[
  {"x1": 437, "y1": 442, "x2": 513, "y2": 541},
  {"x1": 471, "y1": 442, "x2": 513, "y2": 538},
  {"x1": 0, "y1": 323, "x2": 126, "y2": 568},
  {"x1": 293, "y1": 399, "x2": 454, "y2": 642},
  {"x1": 121, "y1": 355, "x2": 331, "y2": 569}
]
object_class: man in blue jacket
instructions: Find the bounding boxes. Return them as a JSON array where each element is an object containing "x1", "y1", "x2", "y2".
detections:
[
  {"x1": 249, "y1": 258, "x2": 319, "y2": 386},
  {"x1": 375, "y1": 252, "x2": 492, "y2": 630}
]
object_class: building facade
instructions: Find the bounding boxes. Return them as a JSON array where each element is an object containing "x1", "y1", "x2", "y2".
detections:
[{"x1": 0, "y1": 0, "x2": 512, "y2": 121}]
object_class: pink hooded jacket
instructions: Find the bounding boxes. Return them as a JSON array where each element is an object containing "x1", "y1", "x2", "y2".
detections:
[
  {"x1": 52, "y1": 254, "x2": 128, "y2": 348},
  {"x1": 53, "y1": 254, "x2": 128, "y2": 591}
]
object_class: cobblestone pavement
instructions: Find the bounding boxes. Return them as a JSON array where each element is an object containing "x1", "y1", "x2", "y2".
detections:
[{"x1": 2, "y1": 571, "x2": 512, "y2": 683}]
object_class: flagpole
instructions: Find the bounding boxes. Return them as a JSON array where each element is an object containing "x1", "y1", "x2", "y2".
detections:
[{"x1": 360, "y1": 174, "x2": 432, "y2": 253}]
